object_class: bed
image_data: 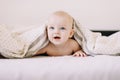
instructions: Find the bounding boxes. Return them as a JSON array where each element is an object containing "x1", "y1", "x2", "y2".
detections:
[
  {"x1": 0, "y1": 31, "x2": 120, "y2": 80},
  {"x1": 0, "y1": 55, "x2": 120, "y2": 80}
]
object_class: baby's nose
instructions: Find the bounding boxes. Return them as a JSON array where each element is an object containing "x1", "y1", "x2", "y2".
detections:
[{"x1": 54, "y1": 29, "x2": 60, "y2": 34}]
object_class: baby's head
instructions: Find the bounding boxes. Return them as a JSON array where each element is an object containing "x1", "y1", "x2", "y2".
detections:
[{"x1": 46, "y1": 11, "x2": 74, "y2": 45}]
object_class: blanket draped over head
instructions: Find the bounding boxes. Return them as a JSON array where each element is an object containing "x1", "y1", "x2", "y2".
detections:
[{"x1": 0, "y1": 20, "x2": 120, "y2": 58}]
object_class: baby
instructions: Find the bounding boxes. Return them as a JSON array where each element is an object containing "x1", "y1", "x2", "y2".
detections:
[{"x1": 36, "y1": 11, "x2": 86, "y2": 57}]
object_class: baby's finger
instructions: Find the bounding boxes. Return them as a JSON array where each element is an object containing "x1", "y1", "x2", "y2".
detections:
[
  {"x1": 80, "y1": 53, "x2": 86, "y2": 57},
  {"x1": 82, "y1": 53, "x2": 87, "y2": 57},
  {"x1": 73, "y1": 53, "x2": 79, "y2": 57}
]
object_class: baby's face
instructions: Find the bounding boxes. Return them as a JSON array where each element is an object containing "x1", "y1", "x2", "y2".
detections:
[{"x1": 47, "y1": 14, "x2": 74, "y2": 45}]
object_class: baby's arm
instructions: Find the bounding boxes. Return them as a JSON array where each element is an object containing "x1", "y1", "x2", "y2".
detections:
[
  {"x1": 35, "y1": 46, "x2": 47, "y2": 56},
  {"x1": 72, "y1": 40, "x2": 86, "y2": 57}
]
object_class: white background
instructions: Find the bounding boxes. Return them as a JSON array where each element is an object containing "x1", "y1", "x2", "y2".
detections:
[{"x1": 0, "y1": 0, "x2": 120, "y2": 30}]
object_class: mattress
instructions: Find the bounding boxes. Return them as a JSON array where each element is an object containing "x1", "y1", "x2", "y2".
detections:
[{"x1": 0, "y1": 55, "x2": 120, "y2": 80}]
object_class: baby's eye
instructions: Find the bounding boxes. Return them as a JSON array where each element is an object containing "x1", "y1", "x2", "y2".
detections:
[
  {"x1": 49, "y1": 26, "x2": 54, "y2": 30},
  {"x1": 60, "y1": 27, "x2": 66, "y2": 30}
]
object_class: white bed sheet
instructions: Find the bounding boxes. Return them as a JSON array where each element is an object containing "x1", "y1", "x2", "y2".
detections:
[{"x1": 0, "y1": 55, "x2": 120, "y2": 80}]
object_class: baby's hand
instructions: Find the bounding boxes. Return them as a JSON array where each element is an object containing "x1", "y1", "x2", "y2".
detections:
[{"x1": 73, "y1": 50, "x2": 87, "y2": 57}]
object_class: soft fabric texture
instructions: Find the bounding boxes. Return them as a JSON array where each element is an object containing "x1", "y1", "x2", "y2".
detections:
[
  {"x1": 0, "y1": 24, "x2": 49, "y2": 58},
  {"x1": 73, "y1": 20, "x2": 120, "y2": 56},
  {"x1": 0, "y1": 55, "x2": 120, "y2": 80},
  {"x1": 0, "y1": 20, "x2": 120, "y2": 58}
]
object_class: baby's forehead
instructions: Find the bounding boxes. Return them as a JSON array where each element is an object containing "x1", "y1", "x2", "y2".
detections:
[{"x1": 46, "y1": 11, "x2": 74, "y2": 28}]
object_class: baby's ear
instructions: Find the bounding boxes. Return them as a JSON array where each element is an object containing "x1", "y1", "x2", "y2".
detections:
[{"x1": 69, "y1": 29, "x2": 74, "y2": 38}]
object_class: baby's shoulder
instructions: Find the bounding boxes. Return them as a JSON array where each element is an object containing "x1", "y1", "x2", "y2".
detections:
[
  {"x1": 69, "y1": 39, "x2": 81, "y2": 51},
  {"x1": 69, "y1": 39, "x2": 79, "y2": 45}
]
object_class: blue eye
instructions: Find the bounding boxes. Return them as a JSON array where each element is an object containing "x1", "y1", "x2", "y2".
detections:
[
  {"x1": 60, "y1": 27, "x2": 66, "y2": 30},
  {"x1": 49, "y1": 26, "x2": 54, "y2": 30}
]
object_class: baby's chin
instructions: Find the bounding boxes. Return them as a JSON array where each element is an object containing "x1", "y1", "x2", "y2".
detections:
[
  {"x1": 51, "y1": 42, "x2": 63, "y2": 45},
  {"x1": 50, "y1": 40, "x2": 64, "y2": 45}
]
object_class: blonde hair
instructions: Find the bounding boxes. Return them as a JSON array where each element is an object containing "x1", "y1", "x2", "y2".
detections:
[{"x1": 48, "y1": 11, "x2": 74, "y2": 28}]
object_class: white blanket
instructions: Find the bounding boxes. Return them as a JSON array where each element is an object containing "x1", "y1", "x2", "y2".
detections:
[
  {"x1": 0, "y1": 20, "x2": 120, "y2": 58},
  {"x1": 74, "y1": 20, "x2": 120, "y2": 56},
  {"x1": 0, "y1": 24, "x2": 49, "y2": 58}
]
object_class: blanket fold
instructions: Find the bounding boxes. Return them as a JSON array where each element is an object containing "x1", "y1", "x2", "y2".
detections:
[
  {"x1": 74, "y1": 20, "x2": 120, "y2": 55},
  {"x1": 0, "y1": 20, "x2": 120, "y2": 58},
  {"x1": 0, "y1": 24, "x2": 49, "y2": 58}
]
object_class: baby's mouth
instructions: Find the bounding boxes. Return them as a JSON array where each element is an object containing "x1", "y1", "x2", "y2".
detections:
[{"x1": 54, "y1": 36, "x2": 61, "y2": 39}]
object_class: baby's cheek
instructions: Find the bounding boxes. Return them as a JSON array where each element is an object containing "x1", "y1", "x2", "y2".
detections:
[{"x1": 63, "y1": 35, "x2": 69, "y2": 40}]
